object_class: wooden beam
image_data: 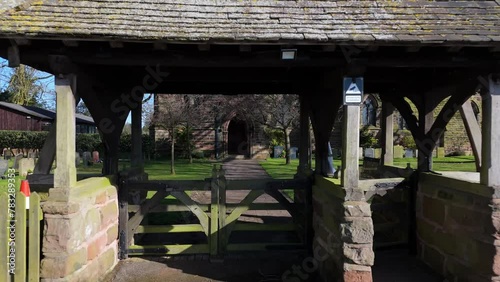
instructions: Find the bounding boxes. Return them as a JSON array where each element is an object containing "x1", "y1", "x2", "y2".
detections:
[
  {"x1": 322, "y1": 45, "x2": 336, "y2": 52},
  {"x1": 381, "y1": 101, "x2": 394, "y2": 165},
  {"x1": 7, "y1": 45, "x2": 20, "y2": 67},
  {"x1": 14, "y1": 38, "x2": 30, "y2": 46},
  {"x1": 153, "y1": 42, "x2": 167, "y2": 50},
  {"x1": 62, "y1": 40, "x2": 79, "y2": 47},
  {"x1": 341, "y1": 104, "x2": 360, "y2": 189},
  {"x1": 110, "y1": 41, "x2": 124, "y2": 48},
  {"x1": 239, "y1": 45, "x2": 251, "y2": 52},
  {"x1": 459, "y1": 100, "x2": 482, "y2": 171},
  {"x1": 198, "y1": 44, "x2": 210, "y2": 51},
  {"x1": 447, "y1": 46, "x2": 463, "y2": 53},
  {"x1": 406, "y1": 46, "x2": 421, "y2": 53}
]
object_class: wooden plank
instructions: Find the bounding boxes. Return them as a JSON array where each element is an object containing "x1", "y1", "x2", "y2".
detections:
[
  {"x1": 127, "y1": 190, "x2": 169, "y2": 245},
  {"x1": 14, "y1": 192, "x2": 26, "y2": 282},
  {"x1": 128, "y1": 244, "x2": 209, "y2": 255},
  {"x1": 126, "y1": 180, "x2": 210, "y2": 191},
  {"x1": 226, "y1": 243, "x2": 304, "y2": 252},
  {"x1": 233, "y1": 223, "x2": 297, "y2": 232},
  {"x1": 225, "y1": 179, "x2": 305, "y2": 190},
  {"x1": 129, "y1": 203, "x2": 286, "y2": 213},
  {"x1": 171, "y1": 191, "x2": 210, "y2": 236},
  {"x1": 341, "y1": 104, "x2": 360, "y2": 189},
  {"x1": 136, "y1": 224, "x2": 204, "y2": 233},
  {"x1": 265, "y1": 189, "x2": 299, "y2": 219},
  {"x1": 210, "y1": 166, "x2": 219, "y2": 257},
  {"x1": 28, "y1": 193, "x2": 41, "y2": 282},
  {"x1": 0, "y1": 193, "x2": 9, "y2": 282},
  {"x1": 118, "y1": 180, "x2": 129, "y2": 259}
]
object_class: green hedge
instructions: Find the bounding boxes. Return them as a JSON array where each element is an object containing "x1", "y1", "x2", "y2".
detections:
[{"x1": 0, "y1": 131, "x2": 48, "y2": 151}]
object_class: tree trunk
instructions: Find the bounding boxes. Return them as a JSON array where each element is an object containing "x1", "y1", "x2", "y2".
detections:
[
  {"x1": 187, "y1": 124, "x2": 193, "y2": 164},
  {"x1": 284, "y1": 128, "x2": 291, "y2": 165},
  {"x1": 171, "y1": 128, "x2": 176, "y2": 175}
]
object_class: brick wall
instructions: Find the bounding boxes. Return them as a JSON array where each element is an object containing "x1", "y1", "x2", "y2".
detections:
[
  {"x1": 40, "y1": 177, "x2": 119, "y2": 281},
  {"x1": 417, "y1": 173, "x2": 499, "y2": 281}
]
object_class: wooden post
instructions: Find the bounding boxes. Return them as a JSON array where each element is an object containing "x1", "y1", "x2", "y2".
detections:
[
  {"x1": 28, "y1": 193, "x2": 41, "y2": 282},
  {"x1": 459, "y1": 100, "x2": 482, "y2": 172},
  {"x1": 210, "y1": 165, "x2": 219, "y2": 259},
  {"x1": 131, "y1": 101, "x2": 143, "y2": 169},
  {"x1": 381, "y1": 101, "x2": 394, "y2": 166},
  {"x1": 54, "y1": 75, "x2": 77, "y2": 188},
  {"x1": 118, "y1": 179, "x2": 129, "y2": 259},
  {"x1": 218, "y1": 167, "x2": 227, "y2": 255},
  {"x1": 0, "y1": 193, "x2": 9, "y2": 282},
  {"x1": 341, "y1": 105, "x2": 360, "y2": 189},
  {"x1": 297, "y1": 95, "x2": 311, "y2": 176},
  {"x1": 417, "y1": 94, "x2": 435, "y2": 171},
  {"x1": 33, "y1": 124, "x2": 56, "y2": 174},
  {"x1": 481, "y1": 74, "x2": 500, "y2": 186},
  {"x1": 14, "y1": 192, "x2": 27, "y2": 281}
]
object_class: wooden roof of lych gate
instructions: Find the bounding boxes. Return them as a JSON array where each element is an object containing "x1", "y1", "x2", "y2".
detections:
[{"x1": 1, "y1": 0, "x2": 500, "y2": 46}]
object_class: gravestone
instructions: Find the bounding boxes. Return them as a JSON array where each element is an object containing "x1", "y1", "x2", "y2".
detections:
[
  {"x1": 75, "y1": 152, "x2": 81, "y2": 167},
  {"x1": 404, "y1": 149, "x2": 414, "y2": 158},
  {"x1": 394, "y1": 145, "x2": 404, "y2": 159},
  {"x1": 18, "y1": 158, "x2": 35, "y2": 177},
  {"x1": 289, "y1": 147, "x2": 298, "y2": 159},
  {"x1": 359, "y1": 147, "x2": 363, "y2": 160},
  {"x1": 92, "y1": 151, "x2": 100, "y2": 163},
  {"x1": 13, "y1": 154, "x2": 23, "y2": 169},
  {"x1": 4, "y1": 150, "x2": 12, "y2": 160},
  {"x1": 28, "y1": 151, "x2": 38, "y2": 159},
  {"x1": 82, "y1": 151, "x2": 92, "y2": 166},
  {"x1": 364, "y1": 148, "x2": 375, "y2": 158},
  {"x1": 273, "y1": 146, "x2": 283, "y2": 158},
  {"x1": 0, "y1": 159, "x2": 8, "y2": 179}
]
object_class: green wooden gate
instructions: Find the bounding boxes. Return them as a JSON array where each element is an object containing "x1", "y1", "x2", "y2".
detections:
[{"x1": 118, "y1": 166, "x2": 310, "y2": 258}]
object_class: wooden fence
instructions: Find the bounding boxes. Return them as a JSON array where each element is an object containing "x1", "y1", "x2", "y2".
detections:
[
  {"x1": 118, "y1": 166, "x2": 309, "y2": 258},
  {"x1": 0, "y1": 191, "x2": 42, "y2": 282}
]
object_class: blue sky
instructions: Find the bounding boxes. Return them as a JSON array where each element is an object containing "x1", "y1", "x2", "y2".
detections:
[{"x1": 0, "y1": 57, "x2": 141, "y2": 124}]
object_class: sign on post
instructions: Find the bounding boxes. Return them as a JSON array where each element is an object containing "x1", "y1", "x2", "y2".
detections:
[{"x1": 343, "y1": 77, "x2": 364, "y2": 105}]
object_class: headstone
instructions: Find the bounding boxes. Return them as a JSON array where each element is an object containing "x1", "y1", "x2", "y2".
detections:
[
  {"x1": 13, "y1": 154, "x2": 23, "y2": 169},
  {"x1": 28, "y1": 151, "x2": 38, "y2": 159},
  {"x1": 4, "y1": 150, "x2": 12, "y2": 160},
  {"x1": 289, "y1": 147, "x2": 298, "y2": 160},
  {"x1": 18, "y1": 158, "x2": 35, "y2": 177},
  {"x1": 82, "y1": 151, "x2": 92, "y2": 166},
  {"x1": 359, "y1": 147, "x2": 363, "y2": 160},
  {"x1": 437, "y1": 147, "x2": 445, "y2": 158},
  {"x1": 404, "y1": 149, "x2": 414, "y2": 158},
  {"x1": 394, "y1": 145, "x2": 404, "y2": 159},
  {"x1": 92, "y1": 151, "x2": 100, "y2": 163},
  {"x1": 374, "y1": 148, "x2": 382, "y2": 159},
  {"x1": 75, "y1": 152, "x2": 81, "y2": 167},
  {"x1": 364, "y1": 148, "x2": 375, "y2": 158},
  {"x1": 0, "y1": 159, "x2": 8, "y2": 179},
  {"x1": 273, "y1": 146, "x2": 283, "y2": 158}
]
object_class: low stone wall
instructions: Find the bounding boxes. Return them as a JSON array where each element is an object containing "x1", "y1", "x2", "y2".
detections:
[
  {"x1": 40, "y1": 177, "x2": 119, "y2": 281},
  {"x1": 312, "y1": 176, "x2": 374, "y2": 282},
  {"x1": 417, "y1": 173, "x2": 499, "y2": 281}
]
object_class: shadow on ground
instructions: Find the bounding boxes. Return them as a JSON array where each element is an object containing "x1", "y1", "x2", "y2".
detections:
[{"x1": 103, "y1": 253, "x2": 317, "y2": 282}]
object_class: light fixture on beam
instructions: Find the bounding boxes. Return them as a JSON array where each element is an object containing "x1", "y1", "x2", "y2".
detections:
[{"x1": 281, "y1": 49, "x2": 297, "y2": 60}]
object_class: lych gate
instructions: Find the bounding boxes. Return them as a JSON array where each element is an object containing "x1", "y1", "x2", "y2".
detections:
[{"x1": 1, "y1": 1, "x2": 500, "y2": 281}]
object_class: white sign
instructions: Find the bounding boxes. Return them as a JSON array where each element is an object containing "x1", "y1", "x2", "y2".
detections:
[{"x1": 343, "y1": 77, "x2": 364, "y2": 105}]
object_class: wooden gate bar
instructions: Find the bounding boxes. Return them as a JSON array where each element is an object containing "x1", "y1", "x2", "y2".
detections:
[{"x1": 127, "y1": 190, "x2": 169, "y2": 245}]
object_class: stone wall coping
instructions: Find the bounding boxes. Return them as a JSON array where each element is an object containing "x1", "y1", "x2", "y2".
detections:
[
  {"x1": 47, "y1": 176, "x2": 116, "y2": 202},
  {"x1": 420, "y1": 172, "x2": 493, "y2": 198},
  {"x1": 358, "y1": 178, "x2": 406, "y2": 191}
]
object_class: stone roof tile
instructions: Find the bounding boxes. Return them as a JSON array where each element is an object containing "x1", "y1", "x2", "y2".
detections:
[{"x1": 0, "y1": 0, "x2": 499, "y2": 45}]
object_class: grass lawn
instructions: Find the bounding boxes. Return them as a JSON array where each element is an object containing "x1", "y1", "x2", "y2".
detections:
[
  {"x1": 0, "y1": 158, "x2": 221, "y2": 195},
  {"x1": 393, "y1": 156, "x2": 476, "y2": 172}
]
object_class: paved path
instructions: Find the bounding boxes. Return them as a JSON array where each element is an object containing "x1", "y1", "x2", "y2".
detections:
[{"x1": 191, "y1": 158, "x2": 292, "y2": 224}]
